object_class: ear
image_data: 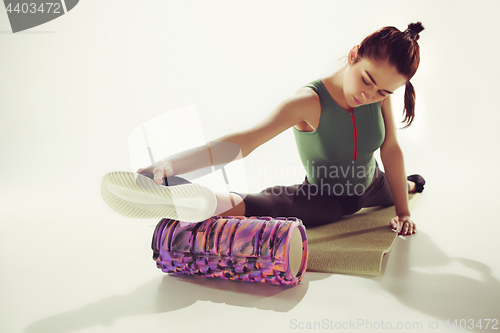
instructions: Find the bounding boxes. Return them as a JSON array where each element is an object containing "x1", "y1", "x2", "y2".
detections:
[{"x1": 348, "y1": 45, "x2": 360, "y2": 65}]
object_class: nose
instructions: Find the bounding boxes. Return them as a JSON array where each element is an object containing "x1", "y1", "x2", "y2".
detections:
[{"x1": 361, "y1": 90, "x2": 375, "y2": 103}]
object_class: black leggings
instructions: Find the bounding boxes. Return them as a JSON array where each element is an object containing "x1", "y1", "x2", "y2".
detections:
[{"x1": 233, "y1": 164, "x2": 395, "y2": 227}]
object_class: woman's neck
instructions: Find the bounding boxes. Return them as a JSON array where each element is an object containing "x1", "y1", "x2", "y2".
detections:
[{"x1": 323, "y1": 65, "x2": 351, "y2": 110}]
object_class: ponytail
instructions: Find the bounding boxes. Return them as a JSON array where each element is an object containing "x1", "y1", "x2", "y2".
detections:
[
  {"x1": 401, "y1": 22, "x2": 423, "y2": 128},
  {"x1": 403, "y1": 81, "x2": 416, "y2": 128}
]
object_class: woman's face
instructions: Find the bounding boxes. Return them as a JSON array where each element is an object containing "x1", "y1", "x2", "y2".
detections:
[{"x1": 343, "y1": 50, "x2": 408, "y2": 109}]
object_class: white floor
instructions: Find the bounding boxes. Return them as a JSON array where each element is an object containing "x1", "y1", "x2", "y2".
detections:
[{"x1": 1, "y1": 1, "x2": 500, "y2": 332}]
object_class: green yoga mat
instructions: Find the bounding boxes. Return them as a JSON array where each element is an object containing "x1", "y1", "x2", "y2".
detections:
[{"x1": 306, "y1": 193, "x2": 420, "y2": 275}]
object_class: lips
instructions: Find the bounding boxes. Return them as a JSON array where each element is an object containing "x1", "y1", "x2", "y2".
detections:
[{"x1": 353, "y1": 96, "x2": 362, "y2": 105}]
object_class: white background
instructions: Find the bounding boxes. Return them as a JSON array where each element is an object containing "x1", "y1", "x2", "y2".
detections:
[{"x1": 1, "y1": 1, "x2": 499, "y2": 332}]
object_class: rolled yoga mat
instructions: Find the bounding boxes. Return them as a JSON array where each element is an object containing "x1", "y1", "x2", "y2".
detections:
[
  {"x1": 152, "y1": 216, "x2": 308, "y2": 286},
  {"x1": 306, "y1": 193, "x2": 420, "y2": 275}
]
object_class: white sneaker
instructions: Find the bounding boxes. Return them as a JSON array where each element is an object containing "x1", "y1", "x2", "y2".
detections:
[{"x1": 101, "y1": 171, "x2": 217, "y2": 222}]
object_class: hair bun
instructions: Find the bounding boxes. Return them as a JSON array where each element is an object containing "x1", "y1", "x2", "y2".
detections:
[{"x1": 406, "y1": 22, "x2": 424, "y2": 41}]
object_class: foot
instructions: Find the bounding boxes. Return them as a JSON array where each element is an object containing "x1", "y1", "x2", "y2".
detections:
[
  {"x1": 101, "y1": 171, "x2": 217, "y2": 222},
  {"x1": 407, "y1": 174, "x2": 426, "y2": 193}
]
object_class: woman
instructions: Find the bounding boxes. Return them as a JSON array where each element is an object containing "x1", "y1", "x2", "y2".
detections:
[{"x1": 101, "y1": 22, "x2": 426, "y2": 236}]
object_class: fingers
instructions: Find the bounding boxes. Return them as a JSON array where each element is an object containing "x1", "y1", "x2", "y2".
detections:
[
  {"x1": 163, "y1": 165, "x2": 174, "y2": 178},
  {"x1": 136, "y1": 160, "x2": 175, "y2": 185},
  {"x1": 153, "y1": 167, "x2": 164, "y2": 185},
  {"x1": 398, "y1": 217, "x2": 416, "y2": 236},
  {"x1": 391, "y1": 216, "x2": 416, "y2": 236},
  {"x1": 390, "y1": 217, "x2": 399, "y2": 231},
  {"x1": 150, "y1": 162, "x2": 175, "y2": 185},
  {"x1": 408, "y1": 221, "x2": 415, "y2": 234}
]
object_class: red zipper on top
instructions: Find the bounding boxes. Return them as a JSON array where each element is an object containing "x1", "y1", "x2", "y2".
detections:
[{"x1": 348, "y1": 108, "x2": 358, "y2": 161}]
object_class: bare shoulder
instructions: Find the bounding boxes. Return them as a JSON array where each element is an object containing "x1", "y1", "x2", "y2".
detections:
[
  {"x1": 293, "y1": 87, "x2": 319, "y2": 104},
  {"x1": 287, "y1": 86, "x2": 321, "y2": 111},
  {"x1": 290, "y1": 87, "x2": 321, "y2": 131}
]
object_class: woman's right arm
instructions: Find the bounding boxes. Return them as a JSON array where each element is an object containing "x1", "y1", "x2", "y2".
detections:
[{"x1": 139, "y1": 88, "x2": 319, "y2": 184}]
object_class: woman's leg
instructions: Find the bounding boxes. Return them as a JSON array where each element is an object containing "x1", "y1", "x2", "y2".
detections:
[
  {"x1": 361, "y1": 166, "x2": 395, "y2": 208},
  {"x1": 227, "y1": 181, "x2": 346, "y2": 227},
  {"x1": 213, "y1": 192, "x2": 246, "y2": 216},
  {"x1": 361, "y1": 167, "x2": 419, "y2": 208},
  {"x1": 212, "y1": 177, "x2": 418, "y2": 219}
]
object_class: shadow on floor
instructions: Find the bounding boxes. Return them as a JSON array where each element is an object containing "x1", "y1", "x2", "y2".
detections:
[
  {"x1": 23, "y1": 268, "x2": 329, "y2": 333},
  {"x1": 372, "y1": 231, "x2": 500, "y2": 332},
  {"x1": 24, "y1": 231, "x2": 497, "y2": 332}
]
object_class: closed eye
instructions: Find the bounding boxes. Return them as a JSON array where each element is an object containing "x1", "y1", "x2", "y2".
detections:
[{"x1": 363, "y1": 77, "x2": 387, "y2": 97}]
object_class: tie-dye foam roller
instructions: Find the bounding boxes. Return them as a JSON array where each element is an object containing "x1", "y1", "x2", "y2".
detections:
[{"x1": 152, "y1": 216, "x2": 308, "y2": 286}]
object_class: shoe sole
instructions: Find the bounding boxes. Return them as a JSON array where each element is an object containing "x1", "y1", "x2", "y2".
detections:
[{"x1": 101, "y1": 171, "x2": 217, "y2": 222}]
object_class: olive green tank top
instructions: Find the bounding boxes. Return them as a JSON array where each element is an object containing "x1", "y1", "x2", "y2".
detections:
[{"x1": 293, "y1": 79, "x2": 385, "y2": 196}]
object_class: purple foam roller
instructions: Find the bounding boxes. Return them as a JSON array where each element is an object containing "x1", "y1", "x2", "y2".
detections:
[{"x1": 152, "y1": 216, "x2": 308, "y2": 286}]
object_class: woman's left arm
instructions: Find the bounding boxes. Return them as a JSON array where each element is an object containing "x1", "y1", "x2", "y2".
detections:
[{"x1": 379, "y1": 96, "x2": 416, "y2": 235}]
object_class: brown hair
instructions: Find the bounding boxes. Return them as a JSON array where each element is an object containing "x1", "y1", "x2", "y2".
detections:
[{"x1": 355, "y1": 22, "x2": 424, "y2": 127}]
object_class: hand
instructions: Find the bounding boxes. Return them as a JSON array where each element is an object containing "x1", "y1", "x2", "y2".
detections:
[
  {"x1": 390, "y1": 215, "x2": 416, "y2": 236},
  {"x1": 137, "y1": 160, "x2": 174, "y2": 185}
]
